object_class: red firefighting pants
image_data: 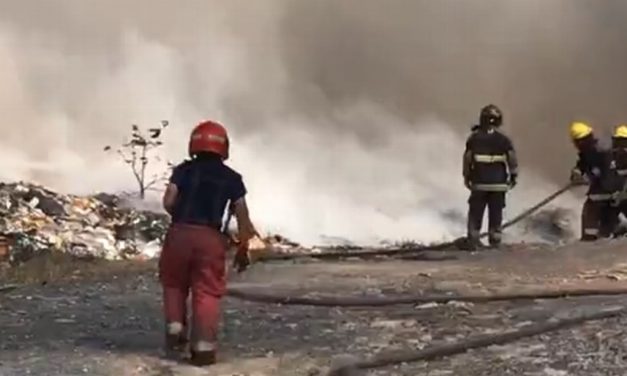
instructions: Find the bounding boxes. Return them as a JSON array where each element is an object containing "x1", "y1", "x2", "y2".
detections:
[{"x1": 158, "y1": 223, "x2": 227, "y2": 351}]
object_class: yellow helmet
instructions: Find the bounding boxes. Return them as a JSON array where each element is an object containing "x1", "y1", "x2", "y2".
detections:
[
  {"x1": 614, "y1": 124, "x2": 627, "y2": 138},
  {"x1": 569, "y1": 121, "x2": 593, "y2": 140}
]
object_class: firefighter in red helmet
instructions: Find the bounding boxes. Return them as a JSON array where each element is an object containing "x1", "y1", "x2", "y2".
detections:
[{"x1": 159, "y1": 120, "x2": 258, "y2": 366}]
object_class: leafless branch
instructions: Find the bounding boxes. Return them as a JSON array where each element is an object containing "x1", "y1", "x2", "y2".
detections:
[{"x1": 104, "y1": 120, "x2": 171, "y2": 199}]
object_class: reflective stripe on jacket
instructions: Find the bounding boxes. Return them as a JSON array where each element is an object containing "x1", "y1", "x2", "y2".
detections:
[
  {"x1": 471, "y1": 183, "x2": 510, "y2": 192},
  {"x1": 463, "y1": 126, "x2": 517, "y2": 192},
  {"x1": 473, "y1": 154, "x2": 507, "y2": 163}
]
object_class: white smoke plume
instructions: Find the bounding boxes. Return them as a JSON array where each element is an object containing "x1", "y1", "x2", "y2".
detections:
[{"x1": 2, "y1": 1, "x2": 625, "y2": 245}]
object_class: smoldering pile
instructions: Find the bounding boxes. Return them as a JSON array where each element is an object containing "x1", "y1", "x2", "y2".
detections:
[
  {"x1": 0, "y1": 182, "x2": 304, "y2": 267},
  {"x1": 519, "y1": 207, "x2": 576, "y2": 243},
  {"x1": 0, "y1": 182, "x2": 169, "y2": 265}
]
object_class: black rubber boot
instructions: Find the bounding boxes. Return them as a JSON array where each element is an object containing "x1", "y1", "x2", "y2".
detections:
[
  {"x1": 466, "y1": 236, "x2": 483, "y2": 251},
  {"x1": 190, "y1": 350, "x2": 216, "y2": 367},
  {"x1": 488, "y1": 237, "x2": 501, "y2": 249},
  {"x1": 165, "y1": 333, "x2": 189, "y2": 360}
]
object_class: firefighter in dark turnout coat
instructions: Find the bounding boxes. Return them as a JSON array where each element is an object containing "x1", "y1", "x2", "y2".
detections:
[
  {"x1": 463, "y1": 104, "x2": 518, "y2": 250},
  {"x1": 569, "y1": 122, "x2": 622, "y2": 240},
  {"x1": 610, "y1": 124, "x2": 627, "y2": 235}
]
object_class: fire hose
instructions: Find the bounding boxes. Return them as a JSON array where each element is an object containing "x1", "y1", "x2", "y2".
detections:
[
  {"x1": 226, "y1": 285, "x2": 627, "y2": 307},
  {"x1": 223, "y1": 182, "x2": 613, "y2": 309},
  {"x1": 224, "y1": 182, "x2": 580, "y2": 308},
  {"x1": 224, "y1": 182, "x2": 627, "y2": 374},
  {"x1": 327, "y1": 304, "x2": 627, "y2": 375},
  {"x1": 257, "y1": 182, "x2": 576, "y2": 262}
]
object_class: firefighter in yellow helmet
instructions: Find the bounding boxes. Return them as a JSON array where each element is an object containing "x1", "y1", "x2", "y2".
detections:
[
  {"x1": 611, "y1": 124, "x2": 627, "y2": 236},
  {"x1": 569, "y1": 121, "x2": 621, "y2": 241},
  {"x1": 612, "y1": 124, "x2": 627, "y2": 176}
]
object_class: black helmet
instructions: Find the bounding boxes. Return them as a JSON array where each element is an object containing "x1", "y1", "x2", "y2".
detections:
[{"x1": 479, "y1": 104, "x2": 503, "y2": 127}]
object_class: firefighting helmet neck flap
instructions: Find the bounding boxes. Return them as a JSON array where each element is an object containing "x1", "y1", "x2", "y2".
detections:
[
  {"x1": 614, "y1": 124, "x2": 627, "y2": 139},
  {"x1": 479, "y1": 104, "x2": 503, "y2": 127},
  {"x1": 188, "y1": 120, "x2": 230, "y2": 160},
  {"x1": 569, "y1": 121, "x2": 593, "y2": 141}
]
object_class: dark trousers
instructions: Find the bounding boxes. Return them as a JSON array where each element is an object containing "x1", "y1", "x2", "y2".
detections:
[
  {"x1": 467, "y1": 191, "x2": 506, "y2": 246},
  {"x1": 581, "y1": 199, "x2": 617, "y2": 241},
  {"x1": 614, "y1": 201, "x2": 627, "y2": 236}
]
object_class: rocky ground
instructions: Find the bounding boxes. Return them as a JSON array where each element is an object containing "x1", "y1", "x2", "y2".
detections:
[{"x1": 3, "y1": 238, "x2": 627, "y2": 376}]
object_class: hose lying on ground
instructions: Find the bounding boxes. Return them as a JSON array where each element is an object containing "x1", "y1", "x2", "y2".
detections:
[
  {"x1": 227, "y1": 285, "x2": 627, "y2": 307},
  {"x1": 259, "y1": 182, "x2": 575, "y2": 262},
  {"x1": 328, "y1": 304, "x2": 627, "y2": 375},
  {"x1": 0, "y1": 284, "x2": 17, "y2": 293}
]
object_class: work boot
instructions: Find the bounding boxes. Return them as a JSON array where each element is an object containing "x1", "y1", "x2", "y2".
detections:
[
  {"x1": 488, "y1": 240, "x2": 501, "y2": 249},
  {"x1": 465, "y1": 235, "x2": 483, "y2": 251},
  {"x1": 466, "y1": 241, "x2": 477, "y2": 252},
  {"x1": 488, "y1": 237, "x2": 501, "y2": 249},
  {"x1": 580, "y1": 235, "x2": 598, "y2": 242},
  {"x1": 165, "y1": 333, "x2": 189, "y2": 360},
  {"x1": 190, "y1": 350, "x2": 216, "y2": 367},
  {"x1": 164, "y1": 322, "x2": 189, "y2": 360},
  {"x1": 488, "y1": 229, "x2": 502, "y2": 248}
]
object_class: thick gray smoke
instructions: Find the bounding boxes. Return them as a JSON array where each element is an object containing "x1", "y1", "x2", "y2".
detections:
[{"x1": 1, "y1": 1, "x2": 625, "y2": 245}]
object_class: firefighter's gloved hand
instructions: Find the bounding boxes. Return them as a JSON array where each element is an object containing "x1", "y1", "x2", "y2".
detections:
[
  {"x1": 570, "y1": 169, "x2": 587, "y2": 185},
  {"x1": 233, "y1": 243, "x2": 250, "y2": 273},
  {"x1": 509, "y1": 174, "x2": 518, "y2": 189},
  {"x1": 611, "y1": 191, "x2": 622, "y2": 207},
  {"x1": 464, "y1": 178, "x2": 472, "y2": 190}
]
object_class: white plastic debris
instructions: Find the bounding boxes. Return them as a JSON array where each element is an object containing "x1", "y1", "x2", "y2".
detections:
[{"x1": 0, "y1": 182, "x2": 170, "y2": 264}]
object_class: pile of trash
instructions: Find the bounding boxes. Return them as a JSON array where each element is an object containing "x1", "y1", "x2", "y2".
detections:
[{"x1": 0, "y1": 182, "x2": 169, "y2": 266}]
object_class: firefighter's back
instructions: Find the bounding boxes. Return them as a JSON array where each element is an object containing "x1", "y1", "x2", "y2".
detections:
[
  {"x1": 466, "y1": 129, "x2": 513, "y2": 188},
  {"x1": 170, "y1": 154, "x2": 246, "y2": 230}
]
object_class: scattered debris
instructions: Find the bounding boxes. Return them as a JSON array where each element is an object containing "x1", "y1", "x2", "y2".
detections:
[
  {"x1": 605, "y1": 263, "x2": 627, "y2": 281},
  {"x1": 0, "y1": 182, "x2": 170, "y2": 265},
  {"x1": 0, "y1": 182, "x2": 305, "y2": 267},
  {"x1": 576, "y1": 263, "x2": 627, "y2": 281}
]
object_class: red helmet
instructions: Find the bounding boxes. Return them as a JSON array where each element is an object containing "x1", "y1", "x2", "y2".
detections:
[{"x1": 188, "y1": 120, "x2": 229, "y2": 159}]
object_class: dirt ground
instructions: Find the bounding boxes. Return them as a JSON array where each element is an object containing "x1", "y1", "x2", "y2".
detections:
[{"x1": 3, "y1": 239, "x2": 627, "y2": 376}]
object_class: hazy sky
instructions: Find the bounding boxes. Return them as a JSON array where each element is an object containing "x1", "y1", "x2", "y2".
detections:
[{"x1": 1, "y1": 1, "x2": 624, "y2": 243}]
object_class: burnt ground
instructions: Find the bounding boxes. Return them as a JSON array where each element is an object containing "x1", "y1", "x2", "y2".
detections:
[{"x1": 3, "y1": 239, "x2": 627, "y2": 375}]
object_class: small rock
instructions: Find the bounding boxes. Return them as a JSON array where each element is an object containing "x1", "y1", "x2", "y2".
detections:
[
  {"x1": 416, "y1": 302, "x2": 440, "y2": 310},
  {"x1": 55, "y1": 318, "x2": 77, "y2": 324},
  {"x1": 542, "y1": 367, "x2": 568, "y2": 376},
  {"x1": 420, "y1": 334, "x2": 433, "y2": 342},
  {"x1": 371, "y1": 319, "x2": 416, "y2": 329},
  {"x1": 446, "y1": 301, "x2": 474, "y2": 309}
]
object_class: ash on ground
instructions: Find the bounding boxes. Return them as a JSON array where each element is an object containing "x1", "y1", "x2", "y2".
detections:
[{"x1": 519, "y1": 207, "x2": 576, "y2": 244}]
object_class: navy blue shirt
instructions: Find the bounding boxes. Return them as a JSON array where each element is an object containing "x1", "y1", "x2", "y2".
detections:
[{"x1": 169, "y1": 156, "x2": 246, "y2": 228}]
